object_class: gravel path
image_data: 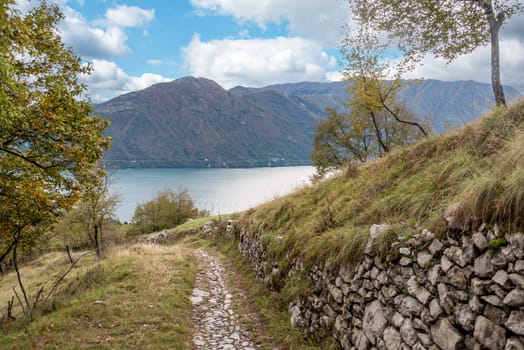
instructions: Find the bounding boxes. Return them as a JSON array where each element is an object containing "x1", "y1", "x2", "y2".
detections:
[{"x1": 191, "y1": 249, "x2": 259, "y2": 350}]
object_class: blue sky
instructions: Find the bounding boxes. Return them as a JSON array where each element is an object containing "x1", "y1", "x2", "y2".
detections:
[{"x1": 17, "y1": 0, "x2": 524, "y2": 102}]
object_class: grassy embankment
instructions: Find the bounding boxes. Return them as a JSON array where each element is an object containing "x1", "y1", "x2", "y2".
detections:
[
  {"x1": 0, "y1": 244, "x2": 196, "y2": 349},
  {"x1": 235, "y1": 99, "x2": 524, "y2": 281}
]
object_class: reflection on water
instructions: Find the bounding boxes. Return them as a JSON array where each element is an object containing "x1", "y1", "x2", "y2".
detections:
[{"x1": 109, "y1": 166, "x2": 316, "y2": 222}]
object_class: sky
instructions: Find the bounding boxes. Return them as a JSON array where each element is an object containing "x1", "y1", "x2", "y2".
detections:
[{"x1": 16, "y1": 0, "x2": 524, "y2": 102}]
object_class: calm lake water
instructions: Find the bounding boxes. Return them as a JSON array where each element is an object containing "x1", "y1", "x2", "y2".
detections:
[{"x1": 109, "y1": 166, "x2": 315, "y2": 222}]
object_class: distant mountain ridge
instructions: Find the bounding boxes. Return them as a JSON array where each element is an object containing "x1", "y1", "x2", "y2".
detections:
[{"x1": 96, "y1": 77, "x2": 521, "y2": 168}]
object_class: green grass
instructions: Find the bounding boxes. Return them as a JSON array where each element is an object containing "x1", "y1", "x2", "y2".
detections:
[
  {"x1": 235, "y1": 99, "x2": 524, "y2": 282},
  {"x1": 0, "y1": 244, "x2": 197, "y2": 349}
]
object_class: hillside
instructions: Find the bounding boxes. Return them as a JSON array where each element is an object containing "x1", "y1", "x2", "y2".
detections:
[
  {"x1": 96, "y1": 77, "x2": 318, "y2": 168},
  {"x1": 223, "y1": 99, "x2": 524, "y2": 348},
  {"x1": 97, "y1": 77, "x2": 520, "y2": 168},
  {"x1": 237, "y1": 99, "x2": 524, "y2": 271}
]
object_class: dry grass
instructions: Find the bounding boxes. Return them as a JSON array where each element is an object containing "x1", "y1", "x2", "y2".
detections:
[{"x1": 0, "y1": 243, "x2": 197, "y2": 349}]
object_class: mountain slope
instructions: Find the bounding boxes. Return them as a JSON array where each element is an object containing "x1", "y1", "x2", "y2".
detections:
[
  {"x1": 97, "y1": 77, "x2": 520, "y2": 168},
  {"x1": 232, "y1": 79, "x2": 521, "y2": 132},
  {"x1": 97, "y1": 77, "x2": 315, "y2": 168}
]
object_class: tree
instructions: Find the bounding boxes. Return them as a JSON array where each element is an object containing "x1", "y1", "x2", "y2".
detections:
[
  {"x1": 0, "y1": 0, "x2": 110, "y2": 266},
  {"x1": 348, "y1": 0, "x2": 523, "y2": 106},
  {"x1": 130, "y1": 189, "x2": 202, "y2": 235},
  {"x1": 311, "y1": 107, "x2": 374, "y2": 175}
]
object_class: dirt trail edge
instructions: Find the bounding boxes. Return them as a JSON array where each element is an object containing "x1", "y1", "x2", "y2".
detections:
[{"x1": 191, "y1": 249, "x2": 259, "y2": 350}]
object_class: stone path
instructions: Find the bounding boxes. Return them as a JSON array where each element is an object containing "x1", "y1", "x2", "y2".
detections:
[{"x1": 191, "y1": 249, "x2": 259, "y2": 350}]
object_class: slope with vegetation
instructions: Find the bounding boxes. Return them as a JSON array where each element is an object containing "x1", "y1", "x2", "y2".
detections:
[{"x1": 237, "y1": 98, "x2": 524, "y2": 282}]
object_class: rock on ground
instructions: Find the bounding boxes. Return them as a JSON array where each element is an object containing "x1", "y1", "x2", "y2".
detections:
[{"x1": 191, "y1": 249, "x2": 259, "y2": 350}]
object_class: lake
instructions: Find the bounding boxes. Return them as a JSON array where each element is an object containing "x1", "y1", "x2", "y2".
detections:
[{"x1": 109, "y1": 166, "x2": 316, "y2": 222}]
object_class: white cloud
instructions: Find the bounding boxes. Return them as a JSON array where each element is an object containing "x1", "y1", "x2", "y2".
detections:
[
  {"x1": 190, "y1": 0, "x2": 350, "y2": 47},
  {"x1": 61, "y1": 9, "x2": 128, "y2": 57},
  {"x1": 105, "y1": 5, "x2": 155, "y2": 28},
  {"x1": 404, "y1": 39, "x2": 524, "y2": 92},
  {"x1": 325, "y1": 71, "x2": 343, "y2": 82},
  {"x1": 81, "y1": 59, "x2": 172, "y2": 102},
  {"x1": 182, "y1": 34, "x2": 337, "y2": 88},
  {"x1": 59, "y1": 4, "x2": 155, "y2": 58}
]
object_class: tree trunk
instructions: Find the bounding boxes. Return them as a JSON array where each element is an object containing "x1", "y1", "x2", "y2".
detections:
[
  {"x1": 489, "y1": 19, "x2": 505, "y2": 106},
  {"x1": 478, "y1": 0, "x2": 507, "y2": 107},
  {"x1": 94, "y1": 224, "x2": 101, "y2": 257}
]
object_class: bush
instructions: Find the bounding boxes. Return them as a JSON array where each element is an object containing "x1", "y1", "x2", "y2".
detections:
[{"x1": 128, "y1": 189, "x2": 204, "y2": 235}]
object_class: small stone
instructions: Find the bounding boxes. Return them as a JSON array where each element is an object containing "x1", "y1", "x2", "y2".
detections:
[
  {"x1": 363, "y1": 300, "x2": 388, "y2": 345},
  {"x1": 429, "y1": 239, "x2": 444, "y2": 255},
  {"x1": 481, "y1": 295, "x2": 504, "y2": 307},
  {"x1": 421, "y1": 229, "x2": 435, "y2": 241},
  {"x1": 505, "y1": 337, "x2": 524, "y2": 350},
  {"x1": 474, "y1": 315, "x2": 506, "y2": 350},
  {"x1": 334, "y1": 315, "x2": 348, "y2": 333},
  {"x1": 400, "y1": 247, "x2": 412, "y2": 255},
  {"x1": 492, "y1": 251, "x2": 508, "y2": 269},
  {"x1": 493, "y1": 270, "x2": 509, "y2": 287},
  {"x1": 427, "y1": 264, "x2": 441, "y2": 286},
  {"x1": 509, "y1": 273, "x2": 524, "y2": 288},
  {"x1": 516, "y1": 260, "x2": 524, "y2": 273},
  {"x1": 329, "y1": 285, "x2": 344, "y2": 304},
  {"x1": 339, "y1": 262, "x2": 356, "y2": 282},
  {"x1": 355, "y1": 329, "x2": 370, "y2": 350},
  {"x1": 472, "y1": 277, "x2": 491, "y2": 295},
  {"x1": 506, "y1": 232, "x2": 524, "y2": 259},
  {"x1": 503, "y1": 289, "x2": 524, "y2": 307},
  {"x1": 473, "y1": 232, "x2": 489, "y2": 251},
  {"x1": 383, "y1": 327, "x2": 402, "y2": 350},
  {"x1": 444, "y1": 246, "x2": 467, "y2": 267},
  {"x1": 418, "y1": 332, "x2": 433, "y2": 346},
  {"x1": 454, "y1": 303, "x2": 476, "y2": 332},
  {"x1": 335, "y1": 276, "x2": 343, "y2": 287},
  {"x1": 441, "y1": 255, "x2": 454, "y2": 273},
  {"x1": 391, "y1": 312, "x2": 404, "y2": 328},
  {"x1": 417, "y1": 251, "x2": 433, "y2": 268},
  {"x1": 469, "y1": 296, "x2": 484, "y2": 313},
  {"x1": 505, "y1": 311, "x2": 524, "y2": 336},
  {"x1": 431, "y1": 318, "x2": 463, "y2": 350},
  {"x1": 429, "y1": 298, "x2": 443, "y2": 318},
  {"x1": 400, "y1": 319, "x2": 419, "y2": 347},
  {"x1": 484, "y1": 304, "x2": 507, "y2": 325},
  {"x1": 446, "y1": 266, "x2": 469, "y2": 289},
  {"x1": 475, "y1": 251, "x2": 494, "y2": 278},
  {"x1": 398, "y1": 296, "x2": 424, "y2": 317},
  {"x1": 400, "y1": 257, "x2": 412, "y2": 266},
  {"x1": 381, "y1": 284, "x2": 398, "y2": 299}
]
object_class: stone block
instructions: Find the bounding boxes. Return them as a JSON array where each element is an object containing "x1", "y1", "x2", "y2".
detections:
[
  {"x1": 445, "y1": 246, "x2": 468, "y2": 267},
  {"x1": 503, "y1": 289, "x2": 524, "y2": 307},
  {"x1": 473, "y1": 232, "x2": 489, "y2": 251},
  {"x1": 383, "y1": 326, "x2": 402, "y2": 350},
  {"x1": 417, "y1": 250, "x2": 433, "y2": 268},
  {"x1": 475, "y1": 251, "x2": 494, "y2": 278},
  {"x1": 505, "y1": 337, "x2": 524, "y2": 350},
  {"x1": 363, "y1": 300, "x2": 388, "y2": 345},
  {"x1": 505, "y1": 311, "x2": 524, "y2": 336},
  {"x1": 400, "y1": 319, "x2": 418, "y2": 346},
  {"x1": 474, "y1": 315, "x2": 506, "y2": 350},
  {"x1": 431, "y1": 318, "x2": 463, "y2": 350}
]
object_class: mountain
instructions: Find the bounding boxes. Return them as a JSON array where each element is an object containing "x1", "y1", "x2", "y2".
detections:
[
  {"x1": 96, "y1": 77, "x2": 319, "y2": 168},
  {"x1": 232, "y1": 80, "x2": 521, "y2": 132},
  {"x1": 96, "y1": 77, "x2": 521, "y2": 168}
]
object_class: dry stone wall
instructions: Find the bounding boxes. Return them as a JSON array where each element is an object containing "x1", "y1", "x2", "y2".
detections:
[{"x1": 236, "y1": 223, "x2": 524, "y2": 350}]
